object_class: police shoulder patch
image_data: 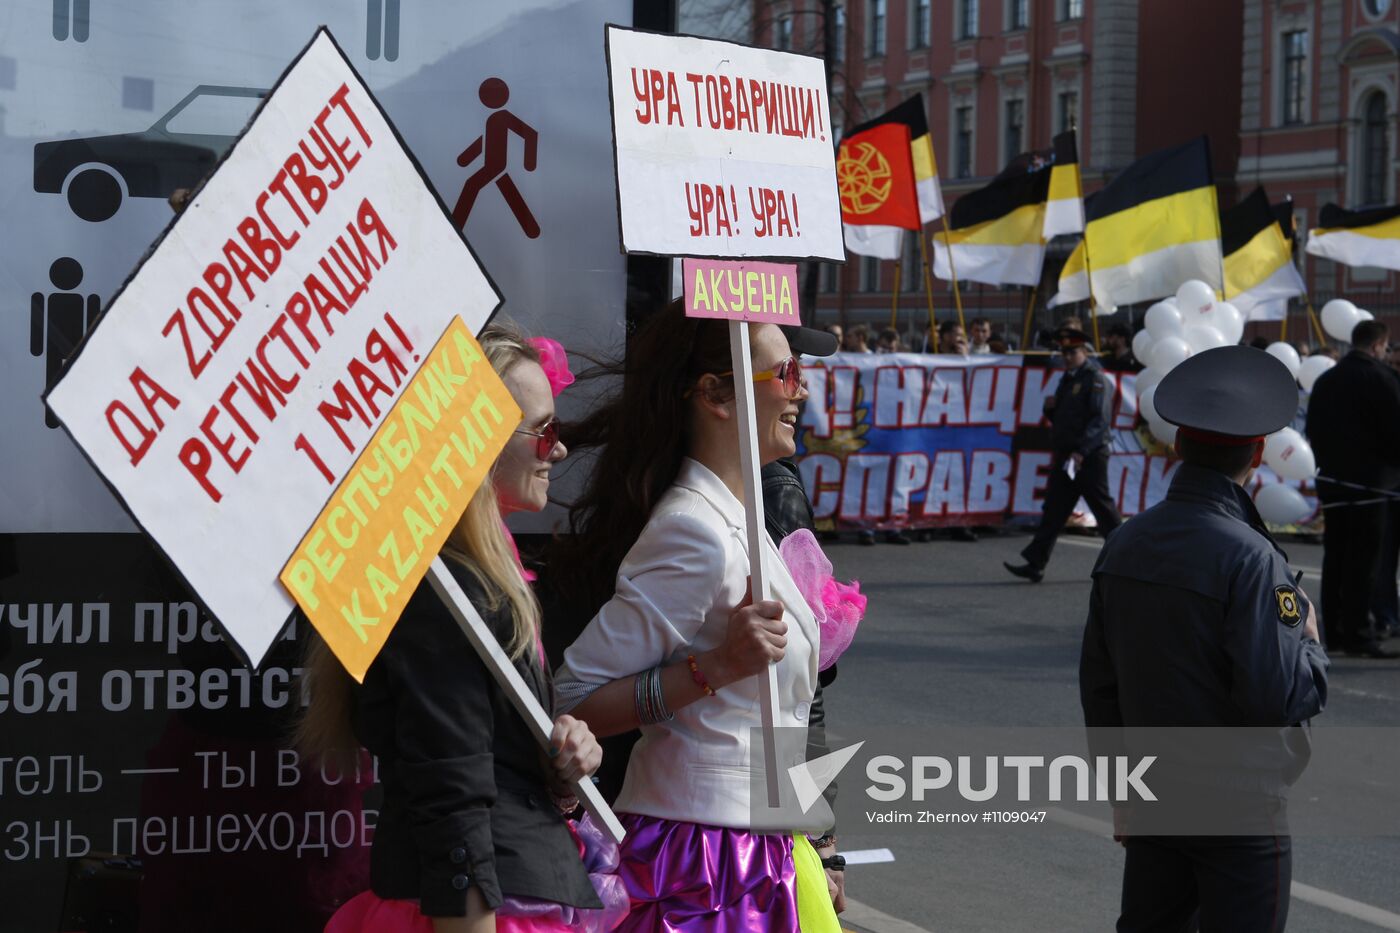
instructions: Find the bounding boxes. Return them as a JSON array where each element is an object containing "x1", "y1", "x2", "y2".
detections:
[{"x1": 1274, "y1": 585, "x2": 1302, "y2": 626}]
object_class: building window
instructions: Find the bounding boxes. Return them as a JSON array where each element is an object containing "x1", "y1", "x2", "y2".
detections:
[
  {"x1": 1058, "y1": 0, "x2": 1083, "y2": 20},
  {"x1": 861, "y1": 255, "x2": 880, "y2": 292},
  {"x1": 821, "y1": 261, "x2": 840, "y2": 293},
  {"x1": 1363, "y1": 92, "x2": 1390, "y2": 206},
  {"x1": 957, "y1": 0, "x2": 979, "y2": 39},
  {"x1": 1058, "y1": 90, "x2": 1079, "y2": 133},
  {"x1": 1004, "y1": 99, "x2": 1024, "y2": 163},
  {"x1": 868, "y1": 0, "x2": 886, "y2": 56},
  {"x1": 775, "y1": 15, "x2": 793, "y2": 50},
  {"x1": 1282, "y1": 30, "x2": 1307, "y2": 125},
  {"x1": 955, "y1": 105, "x2": 974, "y2": 178},
  {"x1": 834, "y1": 5, "x2": 845, "y2": 62},
  {"x1": 122, "y1": 76, "x2": 154, "y2": 111},
  {"x1": 1008, "y1": 0, "x2": 1029, "y2": 31},
  {"x1": 911, "y1": 0, "x2": 930, "y2": 49}
]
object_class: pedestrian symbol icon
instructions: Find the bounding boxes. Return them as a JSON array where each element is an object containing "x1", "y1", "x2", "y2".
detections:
[
  {"x1": 452, "y1": 78, "x2": 540, "y2": 239},
  {"x1": 32, "y1": 257, "x2": 99, "y2": 428}
]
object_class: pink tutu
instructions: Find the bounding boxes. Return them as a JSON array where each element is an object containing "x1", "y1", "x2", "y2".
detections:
[
  {"x1": 778, "y1": 529, "x2": 866, "y2": 670},
  {"x1": 325, "y1": 816, "x2": 628, "y2": 933}
]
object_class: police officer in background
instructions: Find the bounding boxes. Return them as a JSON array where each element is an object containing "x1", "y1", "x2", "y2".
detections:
[
  {"x1": 1005, "y1": 327, "x2": 1122, "y2": 582},
  {"x1": 1081, "y1": 346, "x2": 1329, "y2": 933}
]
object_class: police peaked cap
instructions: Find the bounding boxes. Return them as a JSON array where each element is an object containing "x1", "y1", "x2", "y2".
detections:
[
  {"x1": 1054, "y1": 327, "x2": 1092, "y2": 349},
  {"x1": 1155, "y1": 345, "x2": 1297, "y2": 440}
]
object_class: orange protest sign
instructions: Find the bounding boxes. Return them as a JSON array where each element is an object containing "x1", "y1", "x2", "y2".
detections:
[{"x1": 280, "y1": 316, "x2": 520, "y2": 681}]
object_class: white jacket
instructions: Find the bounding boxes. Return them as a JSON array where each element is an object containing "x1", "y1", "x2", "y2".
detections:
[{"x1": 555, "y1": 458, "x2": 819, "y2": 829}]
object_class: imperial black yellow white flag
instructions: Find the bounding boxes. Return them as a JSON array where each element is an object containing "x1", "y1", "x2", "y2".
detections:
[
  {"x1": 1049, "y1": 238, "x2": 1089, "y2": 308},
  {"x1": 1222, "y1": 187, "x2": 1305, "y2": 321},
  {"x1": 931, "y1": 157, "x2": 1049, "y2": 286},
  {"x1": 1305, "y1": 202, "x2": 1400, "y2": 271},
  {"x1": 1043, "y1": 131, "x2": 1084, "y2": 238},
  {"x1": 837, "y1": 96, "x2": 944, "y2": 259},
  {"x1": 1083, "y1": 137, "x2": 1222, "y2": 308}
]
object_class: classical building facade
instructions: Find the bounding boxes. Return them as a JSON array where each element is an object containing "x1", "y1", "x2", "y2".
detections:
[
  {"x1": 750, "y1": 1, "x2": 1298, "y2": 337},
  {"x1": 1239, "y1": 0, "x2": 1400, "y2": 309}
]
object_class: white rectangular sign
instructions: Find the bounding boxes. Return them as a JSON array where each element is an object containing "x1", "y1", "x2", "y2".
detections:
[
  {"x1": 606, "y1": 25, "x2": 844, "y2": 261},
  {"x1": 46, "y1": 29, "x2": 501, "y2": 668}
]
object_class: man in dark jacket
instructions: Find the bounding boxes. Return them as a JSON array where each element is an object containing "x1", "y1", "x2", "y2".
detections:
[
  {"x1": 765, "y1": 323, "x2": 847, "y2": 913},
  {"x1": 1305, "y1": 319, "x2": 1400, "y2": 658},
  {"x1": 1006, "y1": 327, "x2": 1122, "y2": 581},
  {"x1": 1082, "y1": 346, "x2": 1329, "y2": 933}
]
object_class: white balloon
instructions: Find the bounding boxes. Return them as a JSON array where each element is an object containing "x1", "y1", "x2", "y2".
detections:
[
  {"x1": 1134, "y1": 366, "x2": 1163, "y2": 399},
  {"x1": 1263, "y1": 428, "x2": 1317, "y2": 481},
  {"x1": 1298, "y1": 354, "x2": 1336, "y2": 392},
  {"x1": 1139, "y1": 385, "x2": 1159, "y2": 424},
  {"x1": 1150, "y1": 335, "x2": 1192, "y2": 372},
  {"x1": 1320, "y1": 299, "x2": 1360, "y2": 342},
  {"x1": 1184, "y1": 324, "x2": 1228, "y2": 354},
  {"x1": 1148, "y1": 416, "x2": 1178, "y2": 446},
  {"x1": 1144, "y1": 302, "x2": 1184, "y2": 338},
  {"x1": 1132, "y1": 329, "x2": 1156, "y2": 364},
  {"x1": 1254, "y1": 483, "x2": 1311, "y2": 525},
  {"x1": 1176, "y1": 280, "x2": 1216, "y2": 317},
  {"x1": 1357, "y1": 308, "x2": 1375, "y2": 323},
  {"x1": 1163, "y1": 296, "x2": 1179, "y2": 307},
  {"x1": 1214, "y1": 301, "x2": 1244, "y2": 344},
  {"x1": 1265, "y1": 341, "x2": 1301, "y2": 378}
]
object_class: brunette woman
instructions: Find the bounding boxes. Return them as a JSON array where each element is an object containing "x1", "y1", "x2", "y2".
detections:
[{"x1": 552, "y1": 303, "x2": 840, "y2": 932}]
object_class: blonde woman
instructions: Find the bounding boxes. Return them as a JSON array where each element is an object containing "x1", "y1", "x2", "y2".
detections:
[{"x1": 301, "y1": 323, "x2": 625, "y2": 933}]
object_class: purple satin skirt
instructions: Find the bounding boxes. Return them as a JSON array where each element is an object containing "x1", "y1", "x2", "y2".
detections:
[{"x1": 615, "y1": 814, "x2": 798, "y2": 933}]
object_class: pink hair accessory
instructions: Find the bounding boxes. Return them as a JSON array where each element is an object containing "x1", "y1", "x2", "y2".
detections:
[
  {"x1": 528, "y1": 336, "x2": 575, "y2": 397},
  {"x1": 777, "y1": 529, "x2": 866, "y2": 670}
]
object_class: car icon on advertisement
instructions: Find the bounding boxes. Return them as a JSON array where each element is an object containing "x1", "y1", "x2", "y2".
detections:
[{"x1": 33, "y1": 85, "x2": 266, "y2": 223}]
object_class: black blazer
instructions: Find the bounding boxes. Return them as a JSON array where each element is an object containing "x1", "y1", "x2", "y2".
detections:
[{"x1": 352, "y1": 560, "x2": 600, "y2": 917}]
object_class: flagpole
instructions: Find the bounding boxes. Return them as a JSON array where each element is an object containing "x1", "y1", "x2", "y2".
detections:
[
  {"x1": 917, "y1": 228, "x2": 938, "y2": 340},
  {"x1": 1021, "y1": 284, "x2": 1039, "y2": 350},
  {"x1": 938, "y1": 215, "x2": 967, "y2": 331},
  {"x1": 1303, "y1": 292, "x2": 1329, "y2": 349},
  {"x1": 1280, "y1": 302, "x2": 1289, "y2": 343}
]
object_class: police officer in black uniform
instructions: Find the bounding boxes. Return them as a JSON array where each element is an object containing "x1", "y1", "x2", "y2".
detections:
[
  {"x1": 1080, "y1": 345, "x2": 1329, "y2": 933},
  {"x1": 1005, "y1": 327, "x2": 1122, "y2": 581}
]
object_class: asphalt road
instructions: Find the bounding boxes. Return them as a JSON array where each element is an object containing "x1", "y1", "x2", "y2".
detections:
[{"x1": 818, "y1": 527, "x2": 1400, "y2": 933}]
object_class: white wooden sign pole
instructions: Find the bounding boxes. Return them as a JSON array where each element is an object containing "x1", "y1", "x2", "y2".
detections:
[
  {"x1": 428, "y1": 558, "x2": 627, "y2": 843},
  {"x1": 728, "y1": 320, "x2": 783, "y2": 809}
]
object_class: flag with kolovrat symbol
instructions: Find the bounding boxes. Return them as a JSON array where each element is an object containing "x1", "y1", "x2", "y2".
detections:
[{"x1": 837, "y1": 121, "x2": 920, "y2": 258}]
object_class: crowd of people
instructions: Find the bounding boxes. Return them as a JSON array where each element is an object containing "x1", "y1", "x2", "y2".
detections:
[{"x1": 283, "y1": 296, "x2": 1395, "y2": 932}]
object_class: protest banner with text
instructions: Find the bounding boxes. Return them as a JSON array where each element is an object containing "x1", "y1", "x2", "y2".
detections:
[
  {"x1": 45, "y1": 30, "x2": 502, "y2": 668},
  {"x1": 682, "y1": 258, "x2": 801, "y2": 323},
  {"x1": 795, "y1": 352, "x2": 1319, "y2": 531},
  {"x1": 606, "y1": 25, "x2": 844, "y2": 261},
  {"x1": 281, "y1": 317, "x2": 518, "y2": 682}
]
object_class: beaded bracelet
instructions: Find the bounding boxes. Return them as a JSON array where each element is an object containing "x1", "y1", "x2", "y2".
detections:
[{"x1": 687, "y1": 654, "x2": 717, "y2": 697}]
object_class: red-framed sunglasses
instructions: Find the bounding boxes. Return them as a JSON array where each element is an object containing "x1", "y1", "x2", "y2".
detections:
[
  {"x1": 513, "y1": 419, "x2": 560, "y2": 459},
  {"x1": 711, "y1": 356, "x2": 805, "y2": 399}
]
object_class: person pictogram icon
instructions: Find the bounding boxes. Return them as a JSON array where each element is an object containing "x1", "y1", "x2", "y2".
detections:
[
  {"x1": 32, "y1": 257, "x2": 99, "y2": 429},
  {"x1": 452, "y1": 78, "x2": 540, "y2": 239}
]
